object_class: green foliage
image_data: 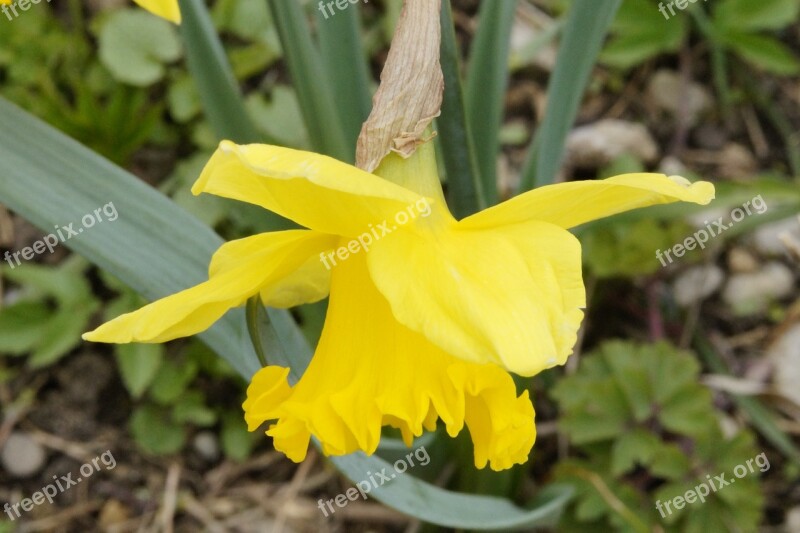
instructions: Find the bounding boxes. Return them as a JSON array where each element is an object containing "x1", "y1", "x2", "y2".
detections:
[
  {"x1": 130, "y1": 404, "x2": 188, "y2": 455},
  {"x1": 711, "y1": 0, "x2": 800, "y2": 75},
  {"x1": 0, "y1": 258, "x2": 99, "y2": 367},
  {"x1": 0, "y1": 8, "x2": 160, "y2": 163},
  {"x1": 124, "y1": 343, "x2": 255, "y2": 459},
  {"x1": 602, "y1": 0, "x2": 800, "y2": 75},
  {"x1": 97, "y1": 9, "x2": 184, "y2": 86},
  {"x1": 601, "y1": 0, "x2": 687, "y2": 69},
  {"x1": 552, "y1": 341, "x2": 765, "y2": 532},
  {"x1": 581, "y1": 218, "x2": 693, "y2": 277}
]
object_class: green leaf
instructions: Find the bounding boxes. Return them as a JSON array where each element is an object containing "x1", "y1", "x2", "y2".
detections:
[
  {"x1": 0, "y1": 302, "x2": 50, "y2": 354},
  {"x1": 172, "y1": 391, "x2": 217, "y2": 426},
  {"x1": 724, "y1": 32, "x2": 800, "y2": 75},
  {"x1": 649, "y1": 445, "x2": 690, "y2": 479},
  {"x1": 167, "y1": 74, "x2": 202, "y2": 123},
  {"x1": 0, "y1": 96, "x2": 263, "y2": 379},
  {"x1": 713, "y1": 0, "x2": 800, "y2": 32},
  {"x1": 244, "y1": 87, "x2": 309, "y2": 148},
  {"x1": 130, "y1": 405, "x2": 186, "y2": 455},
  {"x1": 438, "y1": 0, "x2": 485, "y2": 218},
  {"x1": 221, "y1": 411, "x2": 257, "y2": 462},
  {"x1": 98, "y1": 9, "x2": 183, "y2": 87},
  {"x1": 149, "y1": 359, "x2": 198, "y2": 405},
  {"x1": 464, "y1": 0, "x2": 517, "y2": 206},
  {"x1": 600, "y1": 0, "x2": 686, "y2": 69},
  {"x1": 266, "y1": 0, "x2": 351, "y2": 161},
  {"x1": 519, "y1": 0, "x2": 622, "y2": 190},
  {"x1": 178, "y1": 0, "x2": 262, "y2": 143},
  {"x1": 115, "y1": 343, "x2": 164, "y2": 399},
  {"x1": 29, "y1": 306, "x2": 97, "y2": 368},
  {"x1": 315, "y1": 0, "x2": 372, "y2": 155},
  {"x1": 610, "y1": 430, "x2": 662, "y2": 476}
]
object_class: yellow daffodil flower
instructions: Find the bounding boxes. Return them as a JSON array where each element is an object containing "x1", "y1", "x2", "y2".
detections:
[
  {"x1": 84, "y1": 138, "x2": 713, "y2": 470},
  {"x1": 133, "y1": 0, "x2": 180, "y2": 23},
  {"x1": 0, "y1": 0, "x2": 178, "y2": 21}
]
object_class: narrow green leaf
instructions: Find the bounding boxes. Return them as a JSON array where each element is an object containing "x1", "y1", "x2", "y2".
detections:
[
  {"x1": 464, "y1": 0, "x2": 517, "y2": 206},
  {"x1": 438, "y1": 0, "x2": 486, "y2": 218},
  {"x1": 266, "y1": 0, "x2": 351, "y2": 161},
  {"x1": 0, "y1": 97, "x2": 262, "y2": 379},
  {"x1": 315, "y1": 3, "x2": 372, "y2": 154},
  {"x1": 178, "y1": 0, "x2": 261, "y2": 143},
  {"x1": 250, "y1": 302, "x2": 572, "y2": 529},
  {"x1": 519, "y1": 0, "x2": 622, "y2": 190}
]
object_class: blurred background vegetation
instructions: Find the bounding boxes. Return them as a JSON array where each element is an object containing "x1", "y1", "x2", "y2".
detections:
[{"x1": 1, "y1": 0, "x2": 799, "y2": 531}]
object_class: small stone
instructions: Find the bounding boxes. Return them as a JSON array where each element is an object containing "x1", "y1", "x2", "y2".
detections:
[
  {"x1": 786, "y1": 506, "x2": 800, "y2": 532},
  {"x1": 752, "y1": 217, "x2": 800, "y2": 256},
  {"x1": 717, "y1": 143, "x2": 758, "y2": 179},
  {"x1": 1, "y1": 432, "x2": 46, "y2": 478},
  {"x1": 727, "y1": 247, "x2": 760, "y2": 273},
  {"x1": 566, "y1": 119, "x2": 658, "y2": 169},
  {"x1": 722, "y1": 262, "x2": 795, "y2": 314},
  {"x1": 192, "y1": 431, "x2": 220, "y2": 461},
  {"x1": 673, "y1": 265, "x2": 725, "y2": 306},
  {"x1": 693, "y1": 123, "x2": 728, "y2": 150},
  {"x1": 647, "y1": 70, "x2": 712, "y2": 125},
  {"x1": 658, "y1": 155, "x2": 688, "y2": 176},
  {"x1": 768, "y1": 324, "x2": 800, "y2": 406}
]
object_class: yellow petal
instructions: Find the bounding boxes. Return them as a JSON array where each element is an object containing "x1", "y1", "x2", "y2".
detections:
[
  {"x1": 83, "y1": 230, "x2": 336, "y2": 343},
  {"x1": 243, "y1": 255, "x2": 536, "y2": 471},
  {"x1": 367, "y1": 219, "x2": 585, "y2": 376},
  {"x1": 132, "y1": 0, "x2": 180, "y2": 23},
  {"x1": 208, "y1": 231, "x2": 335, "y2": 308},
  {"x1": 460, "y1": 173, "x2": 715, "y2": 230},
  {"x1": 193, "y1": 141, "x2": 429, "y2": 238}
]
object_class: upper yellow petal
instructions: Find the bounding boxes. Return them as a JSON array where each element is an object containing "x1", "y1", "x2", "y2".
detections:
[
  {"x1": 366, "y1": 217, "x2": 585, "y2": 377},
  {"x1": 244, "y1": 255, "x2": 536, "y2": 471},
  {"x1": 193, "y1": 141, "x2": 430, "y2": 238},
  {"x1": 132, "y1": 0, "x2": 181, "y2": 23},
  {"x1": 83, "y1": 230, "x2": 336, "y2": 343},
  {"x1": 460, "y1": 173, "x2": 715, "y2": 230}
]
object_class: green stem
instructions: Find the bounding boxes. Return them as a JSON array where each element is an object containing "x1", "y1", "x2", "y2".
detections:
[{"x1": 246, "y1": 296, "x2": 268, "y2": 368}]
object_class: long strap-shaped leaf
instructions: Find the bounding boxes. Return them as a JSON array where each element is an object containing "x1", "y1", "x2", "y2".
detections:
[
  {"x1": 0, "y1": 97, "x2": 571, "y2": 529},
  {"x1": 314, "y1": 3, "x2": 373, "y2": 156},
  {"x1": 0, "y1": 98, "x2": 262, "y2": 379},
  {"x1": 266, "y1": 0, "x2": 351, "y2": 162},
  {"x1": 464, "y1": 0, "x2": 517, "y2": 206},
  {"x1": 438, "y1": 0, "x2": 486, "y2": 218},
  {"x1": 178, "y1": 0, "x2": 261, "y2": 143},
  {"x1": 519, "y1": 0, "x2": 622, "y2": 191}
]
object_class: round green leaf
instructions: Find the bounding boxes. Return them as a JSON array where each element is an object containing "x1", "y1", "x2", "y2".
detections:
[{"x1": 98, "y1": 9, "x2": 183, "y2": 87}]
